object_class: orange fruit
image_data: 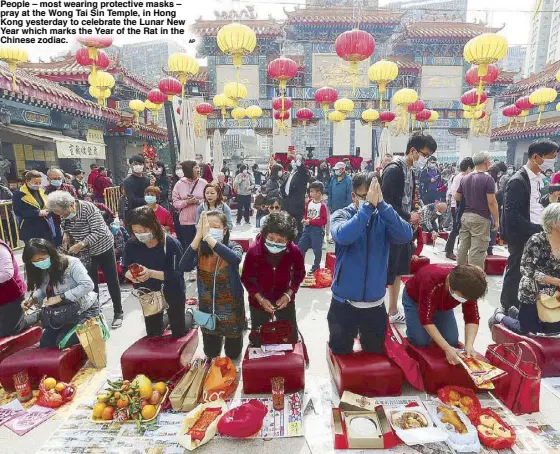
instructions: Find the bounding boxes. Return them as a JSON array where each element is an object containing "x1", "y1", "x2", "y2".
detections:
[
  {"x1": 92, "y1": 402, "x2": 107, "y2": 419},
  {"x1": 117, "y1": 396, "x2": 129, "y2": 408},
  {"x1": 55, "y1": 383, "x2": 66, "y2": 392},
  {"x1": 101, "y1": 406, "x2": 115, "y2": 420},
  {"x1": 141, "y1": 404, "x2": 156, "y2": 420},
  {"x1": 44, "y1": 377, "x2": 57, "y2": 390},
  {"x1": 113, "y1": 391, "x2": 121, "y2": 399},
  {"x1": 153, "y1": 382, "x2": 167, "y2": 395}
]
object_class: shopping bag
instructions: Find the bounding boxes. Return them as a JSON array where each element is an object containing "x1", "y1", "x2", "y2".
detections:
[
  {"x1": 183, "y1": 360, "x2": 210, "y2": 412},
  {"x1": 202, "y1": 357, "x2": 237, "y2": 402},
  {"x1": 383, "y1": 323, "x2": 424, "y2": 391},
  {"x1": 169, "y1": 366, "x2": 198, "y2": 411},
  {"x1": 485, "y1": 342, "x2": 541, "y2": 415},
  {"x1": 76, "y1": 316, "x2": 110, "y2": 369},
  {"x1": 259, "y1": 318, "x2": 294, "y2": 345},
  {"x1": 311, "y1": 268, "x2": 333, "y2": 289}
]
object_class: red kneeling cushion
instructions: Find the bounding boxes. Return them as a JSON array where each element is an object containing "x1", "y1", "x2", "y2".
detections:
[
  {"x1": 406, "y1": 342, "x2": 478, "y2": 394},
  {"x1": 0, "y1": 345, "x2": 87, "y2": 392},
  {"x1": 121, "y1": 329, "x2": 198, "y2": 382},
  {"x1": 439, "y1": 231, "x2": 449, "y2": 240},
  {"x1": 410, "y1": 256, "x2": 430, "y2": 274},
  {"x1": 326, "y1": 252, "x2": 336, "y2": 276},
  {"x1": 491, "y1": 324, "x2": 560, "y2": 378},
  {"x1": 327, "y1": 342, "x2": 403, "y2": 397},
  {"x1": 0, "y1": 326, "x2": 42, "y2": 364},
  {"x1": 235, "y1": 239, "x2": 252, "y2": 253},
  {"x1": 485, "y1": 256, "x2": 508, "y2": 276},
  {"x1": 242, "y1": 342, "x2": 305, "y2": 394}
]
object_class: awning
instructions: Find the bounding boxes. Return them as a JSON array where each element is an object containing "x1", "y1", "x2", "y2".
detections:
[{"x1": 0, "y1": 124, "x2": 106, "y2": 160}]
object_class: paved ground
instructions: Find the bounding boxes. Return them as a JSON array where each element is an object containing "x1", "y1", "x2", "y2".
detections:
[{"x1": 3, "y1": 222, "x2": 560, "y2": 453}]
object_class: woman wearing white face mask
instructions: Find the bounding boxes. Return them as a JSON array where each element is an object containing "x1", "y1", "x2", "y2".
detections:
[
  {"x1": 402, "y1": 264, "x2": 488, "y2": 365},
  {"x1": 179, "y1": 211, "x2": 245, "y2": 359},
  {"x1": 13, "y1": 170, "x2": 54, "y2": 244},
  {"x1": 124, "y1": 207, "x2": 192, "y2": 338},
  {"x1": 241, "y1": 212, "x2": 306, "y2": 347}
]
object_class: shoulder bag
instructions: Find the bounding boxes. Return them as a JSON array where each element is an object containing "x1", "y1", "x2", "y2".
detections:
[
  {"x1": 134, "y1": 235, "x2": 169, "y2": 317},
  {"x1": 193, "y1": 257, "x2": 220, "y2": 330},
  {"x1": 537, "y1": 291, "x2": 560, "y2": 323},
  {"x1": 41, "y1": 298, "x2": 81, "y2": 330}
]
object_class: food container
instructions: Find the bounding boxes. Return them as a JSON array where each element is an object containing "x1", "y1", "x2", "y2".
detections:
[
  {"x1": 13, "y1": 371, "x2": 32, "y2": 403},
  {"x1": 472, "y1": 408, "x2": 516, "y2": 450},
  {"x1": 271, "y1": 376, "x2": 285, "y2": 411},
  {"x1": 437, "y1": 386, "x2": 482, "y2": 420},
  {"x1": 426, "y1": 400, "x2": 480, "y2": 453},
  {"x1": 386, "y1": 406, "x2": 448, "y2": 446}
]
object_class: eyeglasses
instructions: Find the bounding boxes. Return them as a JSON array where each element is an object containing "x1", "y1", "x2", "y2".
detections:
[
  {"x1": 417, "y1": 150, "x2": 431, "y2": 158},
  {"x1": 355, "y1": 193, "x2": 367, "y2": 201},
  {"x1": 269, "y1": 205, "x2": 282, "y2": 211}
]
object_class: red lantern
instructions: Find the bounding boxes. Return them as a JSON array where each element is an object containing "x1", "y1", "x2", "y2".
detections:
[
  {"x1": 76, "y1": 35, "x2": 113, "y2": 59},
  {"x1": 502, "y1": 104, "x2": 522, "y2": 118},
  {"x1": 147, "y1": 88, "x2": 167, "y2": 105},
  {"x1": 76, "y1": 48, "x2": 109, "y2": 75},
  {"x1": 461, "y1": 88, "x2": 487, "y2": 107},
  {"x1": 274, "y1": 110, "x2": 290, "y2": 121},
  {"x1": 196, "y1": 103, "x2": 214, "y2": 116},
  {"x1": 379, "y1": 111, "x2": 396, "y2": 127},
  {"x1": 515, "y1": 96, "x2": 536, "y2": 115},
  {"x1": 415, "y1": 109, "x2": 431, "y2": 122},
  {"x1": 267, "y1": 57, "x2": 298, "y2": 92},
  {"x1": 296, "y1": 108, "x2": 313, "y2": 127},
  {"x1": 158, "y1": 77, "x2": 182, "y2": 101},
  {"x1": 335, "y1": 29, "x2": 375, "y2": 93},
  {"x1": 272, "y1": 97, "x2": 292, "y2": 112},
  {"x1": 407, "y1": 100, "x2": 425, "y2": 115},
  {"x1": 314, "y1": 87, "x2": 338, "y2": 122},
  {"x1": 465, "y1": 64, "x2": 499, "y2": 87}
]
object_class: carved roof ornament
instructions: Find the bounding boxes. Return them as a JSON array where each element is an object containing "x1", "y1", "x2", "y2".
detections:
[{"x1": 213, "y1": 5, "x2": 258, "y2": 20}]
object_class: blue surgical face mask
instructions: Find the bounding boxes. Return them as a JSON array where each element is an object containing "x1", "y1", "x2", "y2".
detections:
[
  {"x1": 265, "y1": 240, "x2": 287, "y2": 254},
  {"x1": 50, "y1": 180, "x2": 62, "y2": 187},
  {"x1": 32, "y1": 257, "x2": 51, "y2": 270},
  {"x1": 451, "y1": 291, "x2": 468, "y2": 303},
  {"x1": 209, "y1": 227, "x2": 224, "y2": 242},
  {"x1": 63, "y1": 212, "x2": 76, "y2": 220},
  {"x1": 145, "y1": 195, "x2": 157, "y2": 204}
]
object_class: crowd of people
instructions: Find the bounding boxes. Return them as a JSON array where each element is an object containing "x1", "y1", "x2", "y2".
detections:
[{"x1": 0, "y1": 133, "x2": 559, "y2": 364}]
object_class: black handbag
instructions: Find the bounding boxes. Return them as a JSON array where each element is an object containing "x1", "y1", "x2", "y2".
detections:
[{"x1": 40, "y1": 299, "x2": 80, "y2": 330}]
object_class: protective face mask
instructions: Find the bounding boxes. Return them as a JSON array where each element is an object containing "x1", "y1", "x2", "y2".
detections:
[
  {"x1": 209, "y1": 227, "x2": 224, "y2": 242},
  {"x1": 154, "y1": 168, "x2": 163, "y2": 176},
  {"x1": 436, "y1": 212, "x2": 442, "y2": 216},
  {"x1": 507, "y1": 169, "x2": 514, "y2": 176},
  {"x1": 296, "y1": 160, "x2": 302, "y2": 167},
  {"x1": 265, "y1": 240, "x2": 287, "y2": 254},
  {"x1": 144, "y1": 195, "x2": 157, "y2": 204},
  {"x1": 133, "y1": 165, "x2": 144, "y2": 173},
  {"x1": 539, "y1": 158, "x2": 556, "y2": 172},
  {"x1": 33, "y1": 257, "x2": 51, "y2": 270},
  {"x1": 28, "y1": 184, "x2": 41, "y2": 190},
  {"x1": 63, "y1": 212, "x2": 76, "y2": 220},
  {"x1": 50, "y1": 180, "x2": 62, "y2": 187},
  {"x1": 415, "y1": 156, "x2": 428, "y2": 169},
  {"x1": 135, "y1": 232, "x2": 154, "y2": 243},
  {"x1": 451, "y1": 291, "x2": 468, "y2": 303},
  {"x1": 357, "y1": 199, "x2": 366, "y2": 209},
  {"x1": 175, "y1": 169, "x2": 184, "y2": 178}
]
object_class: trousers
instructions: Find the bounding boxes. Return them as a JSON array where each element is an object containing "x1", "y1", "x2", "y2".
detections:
[
  {"x1": 457, "y1": 212, "x2": 491, "y2": 270},
  {"x1": 236, "y1": 194, "x2": 251, "y2": 223},
  {"x1": 445, "y1": 207, "x2": 459, "y2": 255},
  {"x1": 500, "y1": 241, "x2": 524, "y2": 310},
  {"x1": 297, "y1": 225, "x2": 324, "y2": 270},
  {"x1": 88, "y1": 248, "x2": 123, "y2": 315},
  {"x1": 202, "y1": 332, "x2": 243, "y2": 359}
]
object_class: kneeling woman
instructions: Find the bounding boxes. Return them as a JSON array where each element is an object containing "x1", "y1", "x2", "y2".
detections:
[
  {"x1": 241, "y1": 212, "x2": 306, "y2": 345},
  {"x1": 123, "y1": 207, "x2": 192, "y2": 338},
  {"x1": 179, "y1": 210, "x2": 245, "y2": 359},
  {"x1": 403, "y1": 264, "x2": 487, "y2": 365},
  {"x1": 22, "y1": 238, "x2": 100, "y2": 348}
]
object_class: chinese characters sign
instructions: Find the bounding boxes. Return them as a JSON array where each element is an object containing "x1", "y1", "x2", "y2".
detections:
[{"x1": 56, "y1": 140, "x2": 106, "y2": 160}]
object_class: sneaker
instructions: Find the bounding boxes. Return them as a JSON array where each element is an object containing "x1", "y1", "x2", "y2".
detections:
[
  {"x1": 507, "y1": 306, "x2": 519, "y2": 319},
  {"x1": 488, "y1": 307, "x2": 505, "y2": 331},
  {"x1": 236, "y1": 222, "x2": 241, "y2": 226},
  {"x1": 188, "y1": 271, "x2": 197, "y2": 282},
  {"x1": 445, "y1": 253, "x2": 457, "y2": 261},
  {"x1": 389, "y1": 310, "x2": 406, "y2": 324},
  {"x1": 112, "y1": 313, "x2": 123, "y2": 329}
]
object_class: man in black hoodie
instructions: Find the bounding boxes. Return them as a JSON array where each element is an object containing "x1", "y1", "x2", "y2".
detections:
[
  {"x1": 500, "y1": 139, "x2": 558, "y2": 311},
  {"x1": 381, "y1": 132, "x2": 437, "y2": 323},
  {"x1": 123, "y1": 155, "x2": 150, "y2": 214}
]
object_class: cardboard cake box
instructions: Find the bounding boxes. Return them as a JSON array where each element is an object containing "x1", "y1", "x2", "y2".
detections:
[{"x1": 331, "y1": 392, "x2": 399, "y2": 450}]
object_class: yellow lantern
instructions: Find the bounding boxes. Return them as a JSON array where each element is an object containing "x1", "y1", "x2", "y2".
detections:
[
  {"x1": 556, "y1": 102, "x2": 560, "y2": 112},
  {"x1": 167, "y1": 53, "x2": 199, "y2": 99},
  {"x1": 393, "y1": 88, "x2": 418, "y2": 106},
  {"x1": 213, "y1": 93, "x2": 232, "y2": 118},
  {"x1": 556, "y1": 69, "x2": 560, "y2": 83},
  {"x1": 88, "y1": 86, "x2": 111, "y2": 106},
  {"x1": 329, "y1": 110, "x2": 345, "y2": 134},
  {"x1": 428, "y1": 110, "x2": 439, "y2": 122},
  {"x1": 0, "y1": 47, "x2": 28, "y2": 91},
  {"x1": 88, "y1": 71, "x2": 115, "y2": 91},
  {"x1": 145, "y1": 100, "x2": 163, "y2": 122},
  {"x1": 529, "y1": 87, "x2": 557, "y2": 125},
  {"x1": 224, "y1": 82, "x2": 247, "y2": 106},
  {"x1": 368, "y1": 60, "x2": 399, "y2": 109},
  {"x1": 217, "y1": 23, "x2": 256, "y2": 80},
  {"x1": 463, "y1": 33, "x2": 508, "y2": 79},
  {"x1": 245, "y1": 105, "x2": 263, "y2": 126},
  {"x1": 129, "y1": 99, "x2": 145, "y2": 124},
  {"x1": 231, "y1": 106, "x2": 246, "y2": 125},
  {"x1": 334, "y1": 98, "x2": 354, "y2": 116},
  {"x1": 361, "y1": 108, "x2": 379, "y2": 127}
]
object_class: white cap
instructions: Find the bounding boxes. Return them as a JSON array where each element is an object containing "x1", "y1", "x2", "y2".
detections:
[{"x1": 334, "y1": 162, "x2": 346, "y2": 170}]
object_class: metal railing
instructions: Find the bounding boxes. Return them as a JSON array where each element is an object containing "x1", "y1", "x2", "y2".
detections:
[
  {"x1": 0, "y1": 201, "x2": 21, "y2": 250},
  {"x1": 103, "y1": 186, "x2": 122, "y2": 218}
]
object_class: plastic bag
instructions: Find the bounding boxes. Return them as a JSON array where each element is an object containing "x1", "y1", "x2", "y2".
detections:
[
  {"x1": 437, "y1": 386, "x2": 481, "y2": 420},
  {"x1": 36, "y1": 376, "x2": 75, "y2": 409},
  {"x1": 471, "y1": 408, "x2": 516, "y2": 450},
  {"x1": 312, "y1": 268, "x2": 333, "y2": 289},
  {"x1": 178, "y1": 400, "x2": 227, "y2": 451},
  {"x1": 202, "y1": 357, "x2": 237, "y2": 402},
  {"x1": 217, "y1": 399, "x2": 268, "y2": 438}
]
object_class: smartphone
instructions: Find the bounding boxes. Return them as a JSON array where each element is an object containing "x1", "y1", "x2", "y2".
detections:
[{"x1": 129, "y1": 263, "x2": 144, "y2": 278}]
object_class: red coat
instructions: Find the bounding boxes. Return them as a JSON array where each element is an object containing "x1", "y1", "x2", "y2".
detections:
[
  {"x1": 87, "y1": 168, "x2": 99, "y2": 188},
  {"x1": 241, "y1": 235, "x2": 306, "y2": 309},
  {"x1": 93, "y1": 175, "x2": 112, "y2": 200}
]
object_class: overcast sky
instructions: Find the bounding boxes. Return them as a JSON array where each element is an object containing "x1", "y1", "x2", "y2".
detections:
[{"x1": 25, "y1": 0, "x2": 534, "y2": 62}]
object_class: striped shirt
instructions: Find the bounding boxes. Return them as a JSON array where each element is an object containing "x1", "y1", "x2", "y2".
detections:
[{"x1": 61, "y1": 201, "x2": 114, "y2": 256}]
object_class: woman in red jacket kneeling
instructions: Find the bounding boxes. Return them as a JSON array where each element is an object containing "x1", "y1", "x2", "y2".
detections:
[
  {"x1": 403, "y1": 264, "x2": 487, "y2": 365},
  {"x1": 241, "y1": 212, "x2": 306, "y2": 346}
]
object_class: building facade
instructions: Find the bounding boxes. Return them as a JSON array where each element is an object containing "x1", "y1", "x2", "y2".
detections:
[
  {"x1": 499, "y1": 46, "x2": 527, "y2": 75},
  {"x1": 387, "y1": 0, "x2": 468, "y2": 22},
  {"x1": 525, "y1": 0, "x2": 554, "y2": 76}
]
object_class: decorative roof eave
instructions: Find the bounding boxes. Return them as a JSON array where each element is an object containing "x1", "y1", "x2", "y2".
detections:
[
  {"x1": 284, "y1": 7, "x2": 404, "y2": 25},
  {"x1": 500, "y1": 61, "x2": 560, "y2": 98},
  {"x1": 0, "y1": 68, "x2": 120, "y2": 122},
  {"x1": 108, "y1": 115, "x2": 168, "y2": 141},
  {"x1": 495, "y1": 71, "x2": 517, "y2": 86},
  {"x1": 491, "y1": 119, "x2": 560, "y2": 141},
  {"x1": 394, "y1": 22, "x2": 503, "y2": 45}
]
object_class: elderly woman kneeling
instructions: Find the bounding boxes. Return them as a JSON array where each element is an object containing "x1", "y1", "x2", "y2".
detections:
[
  {"x1": 47, "y1": 191, "x2": 123, "y2": 329},
  {"x1": 490, "y1": 203, "x2": 560, "y2": 335}
]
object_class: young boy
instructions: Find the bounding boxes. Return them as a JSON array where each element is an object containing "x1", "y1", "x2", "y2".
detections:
[{"x1": 298, "y1": 181, "x2": 328, "y2": 274}]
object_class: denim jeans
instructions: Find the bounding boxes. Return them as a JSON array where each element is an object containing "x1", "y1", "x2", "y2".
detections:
[
  {"x1": 297, "y1": 225, "x2": 324, "y2": 270},
  {"x1": 236, "y1": 194, "x2": 251, "y2": 223},
  {"x1": 402, "y1": 289, "x2": 459, "y2": 347}
]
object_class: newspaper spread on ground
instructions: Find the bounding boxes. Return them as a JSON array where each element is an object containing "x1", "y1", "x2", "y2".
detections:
[{"x1": 543, "y1": 378, "x2": 560, "y2": 401}]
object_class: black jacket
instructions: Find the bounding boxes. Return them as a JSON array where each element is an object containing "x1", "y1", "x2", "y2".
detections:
[
  {"x1": 501, "y1": 167, "x2": 542, "y2": 244},
  {"x1": 381, "y1": 159, "x2": 416, "y2": 222},
  {"x1": 280, "y1": 166, "x2": 310, "y2": 218}
]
